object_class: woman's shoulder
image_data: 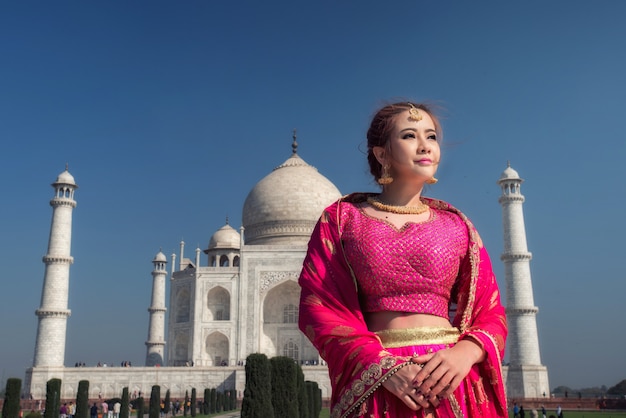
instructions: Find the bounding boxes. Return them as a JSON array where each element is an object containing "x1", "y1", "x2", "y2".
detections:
[
  {"x1": 423, "y1": 197, "x2": 469, "y2": 220},
  {"x1": 322, "y1": 192, "x2": 373, "y2": 213},
  {"x1": 423, "y1": 197, "x2": 484, "y2": 247},
  {"x1": 317, "y1": 193, "x2": 373, "y2": 229},
  {"x1": 340, "y1": 192, "x2": 375, "y2": 205}
]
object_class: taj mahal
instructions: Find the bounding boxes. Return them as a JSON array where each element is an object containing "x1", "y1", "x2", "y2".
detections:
[{"x1": 24, "y1": 138, "x2": 549, "y2": 401}]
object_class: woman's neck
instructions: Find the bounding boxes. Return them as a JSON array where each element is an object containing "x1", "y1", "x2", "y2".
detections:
[{"x1": 378, "y1": 183, "x2": 425, "y2": 206}]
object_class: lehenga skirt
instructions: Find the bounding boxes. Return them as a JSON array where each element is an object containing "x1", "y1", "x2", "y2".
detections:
[{"x1": 352, "y1": 327, "x2": 475, "y2": 418}]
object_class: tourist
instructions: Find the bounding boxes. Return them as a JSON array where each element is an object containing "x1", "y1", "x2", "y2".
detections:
[
  {"x1": 101, "y1": 400, "x2": 108, "y2": 418},
  {"x1": 90, "y1": 403, "x2": 98, "y2": 418},
  {"x1": 298, "y1": 101, "x2": 508, "y2": 417}
]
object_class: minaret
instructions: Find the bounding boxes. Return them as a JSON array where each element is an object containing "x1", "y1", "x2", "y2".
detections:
[
  {"x1": 145, "y1": 250, "x2": 168, "y2": 366},
  {"x1": 498, "y1": 163, "x2": 549, "y2": 398},
  {"x1": 33, "y1": 167, "x2": 77, "y2": 367}
]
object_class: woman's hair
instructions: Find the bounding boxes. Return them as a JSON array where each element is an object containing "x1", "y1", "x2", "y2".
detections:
[{"x1": 366, "y1": 101, "x2": 442, "y2": 182}]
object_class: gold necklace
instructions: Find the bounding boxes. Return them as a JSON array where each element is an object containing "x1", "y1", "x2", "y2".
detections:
[{"x1": 366, "y1": 196, "x2": 429, "y2": 215}]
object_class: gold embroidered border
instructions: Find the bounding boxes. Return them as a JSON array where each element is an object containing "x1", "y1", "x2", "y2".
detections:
[
  {"x1": 376, "y1": 327, "x2": 460, "y2": 348},
  {"x1": 335, "y1": 359, "x2": 410, "y2": 418},
  {"x1": 465, "y1": 328, "x2": 508, "y2": 411},
  {"x1": 447, "y1": 393, "x2": 463, "y2": 418}
]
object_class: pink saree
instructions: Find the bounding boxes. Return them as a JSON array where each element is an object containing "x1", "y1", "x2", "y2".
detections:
[{"x1": 298, "y1": 193, "x2": 508, "y2": 418}]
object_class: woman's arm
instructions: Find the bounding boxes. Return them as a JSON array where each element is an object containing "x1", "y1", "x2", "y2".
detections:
[{"x1": 298, "y1": 202, "x2": 413, "y2": 417}]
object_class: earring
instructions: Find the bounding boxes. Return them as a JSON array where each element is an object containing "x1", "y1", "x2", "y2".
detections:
[
  {"x1": 378, "y1": 164, "x2": 393, "y2": 185},
  {"x1": 426, "y1": 177, "x2": 438, "y2": 184}
]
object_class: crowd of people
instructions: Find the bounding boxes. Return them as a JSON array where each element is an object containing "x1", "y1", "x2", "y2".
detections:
[
  {"x1": 512, "y1": 402, "x2": 563, "y2": 418},
  {"x1": 73, "y1": 361, "x2": 133, "y2": 367}
]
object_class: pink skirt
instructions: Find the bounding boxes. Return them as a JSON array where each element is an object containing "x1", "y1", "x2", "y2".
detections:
[{"x1": 352, "y1": 327, "x2": 476, "y2": 418}]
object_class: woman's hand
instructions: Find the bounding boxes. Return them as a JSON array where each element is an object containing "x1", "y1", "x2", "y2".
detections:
[
  {"x1": 410, "y1": 339, "x2": 485, "y2": 400},
  {"x1": 381, "y1": 363, "x2": 433, "y2": 410}
]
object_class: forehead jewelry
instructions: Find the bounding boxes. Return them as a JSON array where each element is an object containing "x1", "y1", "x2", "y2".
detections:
[{"x1": 407, "y1": 103, "x2": 423, "y2": 122}]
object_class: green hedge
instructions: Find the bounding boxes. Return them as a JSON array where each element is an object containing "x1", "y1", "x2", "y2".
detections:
[
  {"x1": 44, "y1": 379, "x2": 61, "y2": 418},
  {"x1": 75, "y1": 380, "x2": 89, "y2": 418},
  {"x1": 270, "y1": 357, "x2": 298, "y2": 418},
  {"x1": 120, "y1": 387, "x2": 130, "y2": 418},
  {"x1": 2, "y1": 378, "x2": 21, "y2": 418},
  {"x1": 241, "y1": 353, "x2": 274, "y2": 418},
  {"x1": 149, "y1": 386, "x2": 160, "y2": 418}
]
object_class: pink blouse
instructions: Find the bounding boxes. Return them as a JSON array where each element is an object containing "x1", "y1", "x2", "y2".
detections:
[{"x1": 340, "y1": 204, "x2": 469, "y2": 318}]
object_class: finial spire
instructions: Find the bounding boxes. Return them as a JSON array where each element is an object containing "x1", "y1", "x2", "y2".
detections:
[
  {"x1": 225, "y1": 216, "x2": 229, "y2": 225},
  {"x1": 292, "y1": 129, "x2": 298, "y2": 155},
  {"x1": 65, "y1": 163, "x2": 69, "y2": 171},
  {"x1": 507, "y1": 160, "x2": 511, "y2": 168}
]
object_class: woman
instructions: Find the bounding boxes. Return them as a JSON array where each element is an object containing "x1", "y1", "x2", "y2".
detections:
[{"x1": 298, "y1": 102, "x2": 507, "y2": 417}]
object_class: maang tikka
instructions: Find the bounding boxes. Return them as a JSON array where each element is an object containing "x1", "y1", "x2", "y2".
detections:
[{"x1": 407, "y1": 103, "x2": 422, "y2": 122}]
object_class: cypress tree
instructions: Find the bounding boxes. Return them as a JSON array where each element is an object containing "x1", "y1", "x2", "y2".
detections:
[
  {"x1": 75, "y1": 380, "x2": 89, "y2": 418},
  {"x1": 190, "y1": 388, "x2": 196, "y2": 417},
  {"x1": 202, "y1": 389, "x2": 209, "y2": 415},
  {"x1": 209, "y1": 389, "x2": 216, "y2": 414},
  {"x1": 2, "y1": 377, "x2": 21, "y2": 418},
  {"x1": 189, "y1": 388, "x2": 197, "y2": 417},
  {"x1": 136, "y1": 397, "x2": 145, "y2": 418},
  {"x1": 223, "y1": 390, "x2": 230, "y2": 411},
  {"x1": 183, "y1": 391, "x2": 189, "y2": 417},
  {"x1": 44, "y1": 378, "x2": 61, "y2": 418},
  {"x1": 229, "y1": 389, "x2": 236, "y2": 411},
  {"x1": 120, "y1": 388, "x2": 130, "y2": 418},
  {"x1": 163, "y1": 390, "x2": 170, "y2": 416},
  {"x1": 296, "y1": 366, "x2": 309, "y2": 418},
  {"x1": 240, "y1": 353, "x2": 274, "y2": 418},
  {"x1": 149, "y1": 386, "x2": 160, "y2": 418},
  {"x1": 314, "y1": 384, "x2": 322, "y2": 418},
  {"x1": 305, "y1": 382, "x2": 315, "y2": 418},
  {"x1": 270, "y1": 357, "x2": 298, "y2": 418},
  {"x1": 304, "y1": 381, "x2": 321, "y2": 418},
  {"x1": 215, "y1": 392, "x2": 224, "y2": 412}
]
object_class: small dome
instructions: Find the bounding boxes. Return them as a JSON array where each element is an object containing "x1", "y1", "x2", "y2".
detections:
[
  {"x1": 54, "y1": 168, "x2": 77, "y2": 186},
  {"x1": 242, "y1": 152, "x2": 341, "y2": 245},
  {"x1": 498, "y1": 163, "x2": 521, "y2": 182},
  {"x1": 208, "y1": 223, "x2": 241, "y2": 250},
  {"x1": 153, "y1": 251, "x2": 167, "y2": 262}
]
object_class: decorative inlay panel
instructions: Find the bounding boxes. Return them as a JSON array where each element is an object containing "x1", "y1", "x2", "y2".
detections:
[{"x1": 259, "y1": 271, "x2": 299, "y2": 294}]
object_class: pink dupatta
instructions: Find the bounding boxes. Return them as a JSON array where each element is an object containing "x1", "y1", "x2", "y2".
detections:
[{"x1": 298, "y1": 194, "x2": 508, "y2": 417}]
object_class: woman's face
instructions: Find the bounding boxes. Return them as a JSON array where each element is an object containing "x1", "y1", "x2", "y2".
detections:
[{"x1": 375, "y1": 109, "x2": 440, "y2": 184}]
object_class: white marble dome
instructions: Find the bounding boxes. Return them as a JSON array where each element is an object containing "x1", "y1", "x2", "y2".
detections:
[
  {"x1": 208, "y1": 222, "x2": 241, "y2": 250},
  {"x1": 153, "y1": 251, "x2": 167, "y2": 262},
  {"x1": 54, "y1": 168, "x2": 76, "y2": 186},
  {"x1": 499, "y1": 163, "x2": 521, "y2": 181},
  {"x1": 242, "y1": 151, "x2": 341, "y2": 245}
]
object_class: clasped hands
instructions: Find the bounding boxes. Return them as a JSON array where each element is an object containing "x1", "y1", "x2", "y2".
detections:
[{"x1": 381, "y1": 340, "x2": 485, "y2": 411}]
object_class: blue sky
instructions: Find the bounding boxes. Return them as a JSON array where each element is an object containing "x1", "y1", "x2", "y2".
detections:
[{"x1": 1, "y1": 1, "x2": 625, "y2": 391}]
